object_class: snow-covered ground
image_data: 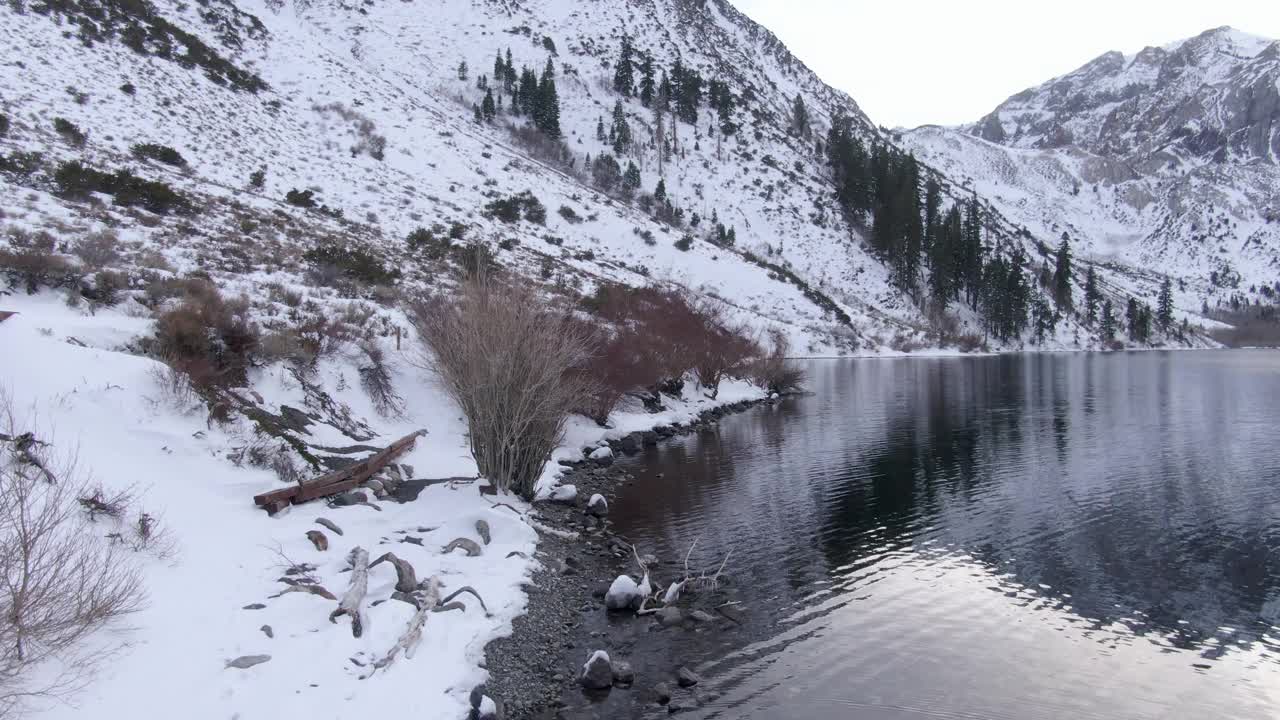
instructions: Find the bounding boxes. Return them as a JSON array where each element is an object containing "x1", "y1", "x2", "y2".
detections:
[{"x1": 0, "y1": 289, "x2": 763, "y2": 719}]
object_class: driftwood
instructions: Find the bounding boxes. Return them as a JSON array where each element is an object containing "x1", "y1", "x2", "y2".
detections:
[
  {"x1": 329, "y1": 547, "x2": 370, "y2": 637},
  {"x1": 442, "y1": 537, "x2": 482, "y2": 557},
  {"x1": 475, "y1": 519, "x2": 491, "y2": 545},
  {"x1": 253, "y1": 430, "x2": 424, "y2": 509},
  {"x1": 305, "y1": 530, "x2": 328, "y2": 551},
  {"x1": 370, "y1": 551, "x2": 417, "y2": 593},
  {"x1": 362, "y1": 575, "x2": 442, "y2": 678},
  {"x1": 439, "y1": 586, "x2": 489, "y2": 616},
  {"x1": 270, "y1": 583, "x2": 337, "y2": 601},
  {"x1": 315, "y1": 517, "x2": 343, "y2": 536}
]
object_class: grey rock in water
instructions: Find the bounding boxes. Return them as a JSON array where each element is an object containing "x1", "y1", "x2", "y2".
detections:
[
  {"x1": 689, "y1": 609, "x2": 716, "y2": 623},
  {"x1": 653, "y1": 682, "x2": 672, "y2": 704},
  {"x1": 586, "y1": 494, "x2": 608, "y2": 518},
  {"x1": 579, "y1": 650, "x2": 613, "y2": 690},
  {"x1": 612, "y1": 660, "x2": 635, "y2": 686},
  {"x1": 676, "y1": 666, "x2": 700, "y2": 688},
  {"x1": 225, "y1": 654, "x2": 271, "y2": 669},
  {"x1": 657, "y1": 606, "x2": 684, "y2": 627}
]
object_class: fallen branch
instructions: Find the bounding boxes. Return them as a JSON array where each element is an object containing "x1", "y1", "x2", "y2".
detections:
[
  {"x1": 362, "y1": 575, "x2": 442, "y2": 678},
  {"x1": 270, "y1": 583, "x2": 337, "y2": 601},
  {"x1": 442, "y1": 537, "x2": 482, "y2": 557},
  {"x1": 438, "y1": 585, "x2": 489, "y2": 615},
  {"x1": 329, "y1": 547, "x2": 369, "y2": 637},
  {"x1": 370, "y1": 551, "x2": 417, "y2": 593}
]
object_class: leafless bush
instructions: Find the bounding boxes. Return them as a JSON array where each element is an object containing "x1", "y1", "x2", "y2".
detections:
[
  {"x1": 358, "y1": 343, "x2": 403, "y2": 417},
  {"x1": 686, "y1": 297, "x2": 758, "y2": 399},
  {"x1": 0, "y1": 401, "x2": 145, "y2": 716},
  {"x1": 412, "y1": 274, "x2": 596, "y2": 499},
  {"x1": 149, "y1": 282, "x2": 259, "y2": 391},
  {"x1": 71, "y1": 230, "x2": 121, "y2": 271},
  {"x1": 0, "y1": 248, "x2": 76, "y2": 294},
  {"x1": 146, "y1": 363, "x2": 201, "y2": 412},
  {"x1": 77, "y1": 484, "x2": 134, "y2": 522},
  {"x1": 312, "y1": 102, "x2": 387, "y2": 160},
  {"x1": 574, "y1": 322, "x2": 661, "y2": 425},
  {"x1": 750, "y1": 329, "x2": 806, "y2": 395}
]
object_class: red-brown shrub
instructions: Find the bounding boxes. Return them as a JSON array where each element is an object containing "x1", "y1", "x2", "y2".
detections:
[{"x1": 151, "y1": 282, "x2": 259, "y2": 390}]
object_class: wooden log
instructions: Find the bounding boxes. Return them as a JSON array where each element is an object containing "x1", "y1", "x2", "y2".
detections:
[
  {"x1": 362, "y1": 575, "x2": 442, "y2": 678},
  {"x1": 329, "y1": 547, "x2": 369, "y2": 637},
  {"x1": 370, "y1": 552, "x2": 417, "y2": 594},
  {"x1": 252, "y1": 430, "x2": 425, "y2": 506}
]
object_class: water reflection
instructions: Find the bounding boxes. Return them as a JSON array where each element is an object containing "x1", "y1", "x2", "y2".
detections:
[{"x1": 594, "y1": 352, "x2": 1280, "y2": 719}]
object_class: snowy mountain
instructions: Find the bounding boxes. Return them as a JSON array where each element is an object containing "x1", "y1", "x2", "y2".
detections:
[{"x1": 903, "y1": 26, "x2": 1280, "y2": 315}]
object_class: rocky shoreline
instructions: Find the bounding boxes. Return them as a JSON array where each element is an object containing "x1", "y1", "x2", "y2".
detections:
[{"x1": 477, "y1": 398, "x2": 767, "y2": 719}]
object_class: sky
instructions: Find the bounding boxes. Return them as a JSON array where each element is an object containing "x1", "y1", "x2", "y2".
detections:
[{"x1": 728, "y1": 0, "x2": 1280, "y2": 129}]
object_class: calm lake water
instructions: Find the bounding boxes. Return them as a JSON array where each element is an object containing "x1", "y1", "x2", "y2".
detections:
[{"x1": 564, "y1": 351, "x2": 1280, "y2": 719}]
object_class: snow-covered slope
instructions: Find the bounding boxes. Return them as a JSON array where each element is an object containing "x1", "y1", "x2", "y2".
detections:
[{"x1": 903, "y1": 26, "x2": 1280, "y2": 312}]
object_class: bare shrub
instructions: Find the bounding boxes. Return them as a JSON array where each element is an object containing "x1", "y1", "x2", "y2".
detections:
[
  {"x1": 0, "y1": 401, "x2": 145, "y2": 716},
  {"x1": 72, "y1": 230, "x2": 121, "y2": 271},
  {"x1": 686, "y1": 297, "x2": 758, "y2": 399},
  {"x1": 77, "y1": 484, "x2": 134, "y2": 522},
  {"x1": 0, "y1": 248, "x2": 76, "y2": 294},
  {"x1": 574, "y1": 322, "x2": 662, "y2": 426},
  {"x1": 412, "y1": 275, "x2": 596, "y2": 499},
  {"x1": 750, "y1": 329, "x2": 806, "y2": 395},
  {"x1": 358, "y1": 343, "x2": 403, "y2": 417},
  {"x1": 149, "y1": 282, "x2": 259, "y2": 391}
]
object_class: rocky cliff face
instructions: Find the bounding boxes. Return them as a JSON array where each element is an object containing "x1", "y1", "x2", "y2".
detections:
[
  {"x1": 972, "y1": 27, "x2": 1280, "y2": 166},
  {"x1": 904, "y1": 27, "x2": 1280, "y2": 312}
]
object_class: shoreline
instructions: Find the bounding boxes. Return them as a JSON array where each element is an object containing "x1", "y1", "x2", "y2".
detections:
[{"x1": 481, "y1": 397, "x2": 769, "y2": 719}]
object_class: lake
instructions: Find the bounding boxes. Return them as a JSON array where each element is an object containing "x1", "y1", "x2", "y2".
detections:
[{"x1": 562, "y1": 351, "x2": 1280, "y2": 719}]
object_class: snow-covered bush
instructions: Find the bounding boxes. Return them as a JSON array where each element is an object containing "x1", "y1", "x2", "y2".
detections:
[
  {"x1": 413, "y1": 274, "x2": 596, "y2": 499},
  {"x1": 0, "y1": 403, "x2": 145, "y2": 717}
]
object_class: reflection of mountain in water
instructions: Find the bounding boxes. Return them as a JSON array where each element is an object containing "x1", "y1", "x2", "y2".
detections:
[{"x1": 614, "y1": 353, "x2": 1280, "y2": 666}]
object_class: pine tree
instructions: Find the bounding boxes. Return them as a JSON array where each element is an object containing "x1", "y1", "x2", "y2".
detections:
[
  {"x1": 1157, "y1": 277, "x2": 1174, "y2": 330},
  {"x1": 1052, "y1": 237, "x2": 1073, "y2": 309},
  {"x1": 791, "y1": 93, "x2": 809, "y2": 137},
  {"x1": 611, "y1": 101, "x2": 631, "y2": 154},
  {"x1": 596, "y1": 116, "x2": 606, "y2": 142},
  {"x1": 623, "y1": 161, "x2": 641, "y2": 194},
  {"x1": 614, "y1": 35, "x2": 634, "y2": 96},
  {"x1": 503, "y1": 49, "x2": 515, "y2": 93},
  {"x1": 1126, "y1": 297, "x2": 1140, "y2": 340},
  {"x1": 654, "y1": 178, "x2": 666, "y2": 203},
  {"x1": 457, "y1": 60, "x2": 469, "y2": 81},
  {"x1": 1084, "y1": 267, "x2": 1099, "y2": 324},
  {"x1": 534, "y1": 58, "x2": 561, "y2": 138},
  {"x1": 657, "y1": 70, "x2": 671, "y2": 111},
  {"x1": 639, "y1": 51, "x2": 655, "y2": 107},
  {"x1": 494, "y1": 50, "x2": 503, "y2": 82},
  {"x1": 481, "y1": 89, "x2": 496, "y2": 122},
  {"x1": 473, "y1": 103, "x2": 482, "y2": 124},
  {"x1": 518, "y1": 67, "x2": 537, "y2": 117},
  {"x1": 1101, "y1": 299, "x2": 1116, "y2": 340}
]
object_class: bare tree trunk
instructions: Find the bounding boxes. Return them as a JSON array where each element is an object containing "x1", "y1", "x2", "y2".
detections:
[
  {"x1": 329, "y1": 547, "x2": 369, "y2": 637},
  {"x1": 363, "y1": 576, "x2": 441, "y2": 678}
]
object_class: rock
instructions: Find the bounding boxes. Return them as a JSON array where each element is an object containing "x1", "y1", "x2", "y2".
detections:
[
  {"x1": 586, "y1": 494, "x2": 608, "y2": 517},
  {"x1": 579, "y1": 650, "x2": 613, "y2": 690},
  {"x1": 315, "y1": 517, "x2": 343, "y2": 536},
  {"x1": 605, "y1": 575, "x2": 642, "y2": 611},
  {"x1": 590, "y1": 583, "x2": 610, "y2": 600},
  {"x1": 548, "y1": 484, "x2": 578, "y2": 504},
  {"x1": 618, "y1": 433, "x2": 641, "y2": 454},
  {"x1": 399, "y1": 463, "x2": 414, "y2": 478},
  {"x1": 668, "y1": 700, "x2": 685, "y2": 714},
  {"x1": 640, "y1": 553, "x2": 659, "y2": 567},
  {"x1": 225, "y1": 654, "x2": 271, "y2": 669},
  {"x1": 305, "y1": 530, "x2": 328, "y2": 551},
  {"x1": 654, "y1": 682, "x2": 672, "y2": 704},
  {"x1": 676, "y1": 666, "x2": 700, "y2": 688},
  {"x1": 612, "y1": 660, "x2": 635, "y2": 686},
  {"x1": 717, "y1": 604, "x2": 745, "y2": 624},
  {"x1": 657, "y1": 606, "x2": 684, "y2": 627},
  {"x1": 242, "y1": 603, "x2": 266, "y2": 610},
  {"x1": 476, "y1": 695, "x2": 498, "y2": 720},
  {"x1": 365, "y1": 478, "x2": 386, "y2": 497},
  {"x1": 330, "y1": 490, "x2": 368, "y2": 507},
  {"x1": 475, "y1": 519, "x2": 491, "y2": 545},
  {"x1": 259, "y1": 624, "x2": 273, "y2": 638},
  {"x1": 642, "y1": 431, "x2": 659, "y2": 447},
  {"x1": 688, "y1": 610, "x2": 715, "y2": 623},
  {"x1": 588, "y1": 446, "x2": 614, "y2": 466}
]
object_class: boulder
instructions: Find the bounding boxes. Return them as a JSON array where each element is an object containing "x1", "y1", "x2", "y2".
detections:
[
  {"x1": 225, "y1": 654, "x2": 271, "y2": 669},
  {"x1": 579, "y1": 650, "x2": 613, "y2": 690},
  {"x1": 605, "y1": 575, "x2": 642, "y2": 611},
  {"x1": 548, "y1": 484, "x2": 578, "y2": 504},
  {"x1": 617, "y1": 433, "x2": 641, "y2": 454},
  {"x1": 657, "y1": 606, "x2": 684, "y2": 627},
  {"x1": 587, "y1": 494, "x2": 608, "y2": 517},
  {"x1": 588, "y1": 446, "x2": 614, "y2": 466},
  {"x1": 676, "y1": 666, "x2": 700, "y2": 688},
  {"x1": 653, "y1": 682, "x2": 672, "y2": 704},
  {"x1": 612, "y1": 660, "x2": 635, "y2": 686},
  {"x1": 688, "y1": 610, "x2": 716, "y2": 623}
]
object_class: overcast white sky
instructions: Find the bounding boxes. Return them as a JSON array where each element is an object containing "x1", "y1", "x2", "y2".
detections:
[{"x1": 728, "y1": 0, "x2": 1280, "y2": 129}]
